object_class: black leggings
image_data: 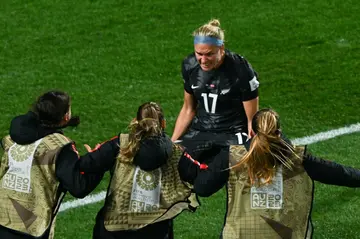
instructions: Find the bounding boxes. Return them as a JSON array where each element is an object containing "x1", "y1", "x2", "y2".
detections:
[
  {"x1": 92, "y1": 210, "x2": 174, "y2": 239},
  {"x1": 0, "y1": 225, "x2": 50, "y2": 239}
]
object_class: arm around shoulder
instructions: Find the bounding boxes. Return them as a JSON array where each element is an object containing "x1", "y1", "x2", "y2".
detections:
[
  {"x1": 78, "y1": 137, "x2": 120, "y2": 173},
  {"x1": 55, "y1": 143, "x2": 105, "y2": 198}
]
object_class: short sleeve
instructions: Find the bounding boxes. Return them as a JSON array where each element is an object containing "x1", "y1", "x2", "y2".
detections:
[
  {"x1": 182, "y1": 60, "x2": 194, "y2": 94},
  {"x1": 238, "y1": 58, "x2": 260, "y2": 101}
]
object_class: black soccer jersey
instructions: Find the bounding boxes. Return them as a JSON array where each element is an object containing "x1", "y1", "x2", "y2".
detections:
[{"x1": 182, "y1": 49, "x2": 259, "y2": 134}]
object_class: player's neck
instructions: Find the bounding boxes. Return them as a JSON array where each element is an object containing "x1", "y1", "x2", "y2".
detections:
[{"x1": 214, "y1": 53, "x2": 225, "y2": 69}]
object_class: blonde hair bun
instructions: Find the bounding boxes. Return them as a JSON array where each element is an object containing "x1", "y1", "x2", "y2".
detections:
[
  {"x1": 192, "y1": 18, "x2": 225, "y2": 41},
  {"x1": 208, "y1": 19, "x2": 220, "y2": 27}
]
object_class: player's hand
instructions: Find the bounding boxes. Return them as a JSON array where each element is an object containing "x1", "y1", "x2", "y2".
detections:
[
  {"x1": 84, "y1": 144, "x2": 92, "y2": 152},
  {"x1": 84, "y1": 144, "x2": 101, "y2": 152},
  {"x1": 248, "y1": 129, "x2": 255, "y2": 138}
]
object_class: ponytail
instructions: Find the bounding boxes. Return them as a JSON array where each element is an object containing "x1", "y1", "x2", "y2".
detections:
[
  {"x1": 120, "y1": 102, "x2": 164, "y2": 160},
  {"x1": 232, "y1": 109, "x2": 298, "y2": 186}
]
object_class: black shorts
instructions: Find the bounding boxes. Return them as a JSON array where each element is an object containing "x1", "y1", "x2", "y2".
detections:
[{"x1": 178, "y1": 129, "x2": 248, "y2": 163}]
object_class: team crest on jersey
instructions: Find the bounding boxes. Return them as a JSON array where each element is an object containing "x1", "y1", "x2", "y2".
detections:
[{"x1": 220, "y1": 88, "x2": 230, "y2": 95}]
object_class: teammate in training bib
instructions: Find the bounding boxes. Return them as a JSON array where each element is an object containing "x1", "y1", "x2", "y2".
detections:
[{"x1": 179, "y1": 108, "x2": 360, "y2": 239}]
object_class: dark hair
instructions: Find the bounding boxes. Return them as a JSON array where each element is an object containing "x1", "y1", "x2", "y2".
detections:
[
  {"x1": 32, "y1": 90, "x2": 71, "y2": 127},
  {"x1": 121, "y1": 102, "x2": 165, "y2": 159}
]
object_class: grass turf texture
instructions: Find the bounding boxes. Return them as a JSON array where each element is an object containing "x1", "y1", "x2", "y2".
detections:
[{"x1": 0, "y1": 0, "x2": 360, "y2": 238}]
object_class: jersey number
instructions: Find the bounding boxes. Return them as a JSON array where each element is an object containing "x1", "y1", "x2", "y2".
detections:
[
  {"x1": 201, "y1": 93, "x2": 218, "y2": 113},
  {"x1": 235, "y1": 132, "x2": 248, "y2": 144}
]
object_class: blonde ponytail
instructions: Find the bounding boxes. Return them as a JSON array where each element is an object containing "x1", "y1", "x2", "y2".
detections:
[
  {"x1": 233, "y1": 109, "x2": 298, "y2": 186},
  {"x1": 120, "y1": 103, "x2": 164, "y2": 159}
]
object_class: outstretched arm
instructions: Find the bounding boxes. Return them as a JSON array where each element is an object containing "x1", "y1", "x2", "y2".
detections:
[
  {"x1": 55, "y1": 143, "x2": 106, "y2": 198},
  {"x1": 303, "y1": 154, "x2": 360, "y2": 187},
  {"x1": 80, "y1": 136, "x2": 120, "y2": 173},
  {"x1": 55, "y1": 136, "x2": 119, "y2": 198}
]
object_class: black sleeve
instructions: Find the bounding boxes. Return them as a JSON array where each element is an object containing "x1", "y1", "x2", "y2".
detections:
[
  {"x1": 303, "y1": 153, "x2": 360, "y2": 187},
  {"x1": 133, "y1": 135, "x2": 173, "y2": 171},
  {"x1": 55, "y1": 143, "x2": 105, "y2": 198},
  {"x1": 236, "y1": 57, "x2": 259, "y2": 101},
  {"x1": 182, "y1": 60, "x2": 193, "y2": 94},
  {"x1": 193, "y1": 147, "x2": 230, "y2": 197},
  {"x1": 178, "y1": 145, "x2": 225, "y2": 184},
  {"x1": 178, "y1": 151, "x2": 200, "y2": 184},
  {"x1": 77, "y1": 137, "x2": 120, "y2": 173}
]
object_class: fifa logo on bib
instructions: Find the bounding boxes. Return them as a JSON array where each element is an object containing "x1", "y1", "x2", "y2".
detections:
[
  {"x1": 130, "y1": 167, "x2": 161, "y2": 212},
  {"x1": 2, "y1": 139, "x2": 42, "y2": 193}
]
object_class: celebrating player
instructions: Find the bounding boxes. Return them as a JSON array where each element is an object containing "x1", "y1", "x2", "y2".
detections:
[{"x1": 171, "y1": 18, "x2": 260, "y2": 160}]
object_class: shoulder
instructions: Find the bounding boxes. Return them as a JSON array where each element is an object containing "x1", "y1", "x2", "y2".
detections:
[
  {"x1": 225, "y1": 50, "x2": 253, "y2": 70},
  {"x1": 294, "y1": 145, "x2": 308, "y2": 157},
  {"x1": 1, "y1": 135, "x2": 14, "y2": 150},
  {"x1": 225, "y1": 49, "x2": 242, "y2": 61},
  {"x1": 44, "y1": 133, "x2": 72, "y2": 148},
  {"x1": 225, "y1": 50, "x2": 259, "y2": 91},
  {"x1": 119, "y1": 133, "x2": 129, "y2": 148},
  {"x1": 182, "y1": 53, "x2": 198, "y2": 71}
]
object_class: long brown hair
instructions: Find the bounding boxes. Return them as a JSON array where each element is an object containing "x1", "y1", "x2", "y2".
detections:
[
  {"x1": 120, "y1": 102, "x2": 165, "y2": 159},
  {"x1": 233, "y1": 109, "x2": 297, "y2": 186}
]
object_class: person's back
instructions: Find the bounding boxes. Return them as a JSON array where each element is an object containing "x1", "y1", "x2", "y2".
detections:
[
  {"x1": 179, "y1": 108, "x2": 360, "y2": 239},
  {"x1": 101, "y1": 133, "x2": 190, "y2": 231},
  {"x1": 223, "y1": 144, "x2": 313, "y2": 239},
  {"x1": 0, "y1": 90, "x2": 101, "y2": 239},
  {"x1": 88, "y1": 102, "x2": 197, "y2": 239},
  {"x1": 222, "y1": 109, "x2": 315, "y2": 238}
]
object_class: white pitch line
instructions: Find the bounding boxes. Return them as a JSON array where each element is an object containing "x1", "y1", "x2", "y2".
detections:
[
  {"x1": 59, "y1": 122, "x2": 360, "y2": 213},
  {"x1": 59, "y1": 191, "x2": 106, "y2": 212},
  {"x1": 291, "y1": 123, "x2": 360, "y2": 145}
]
